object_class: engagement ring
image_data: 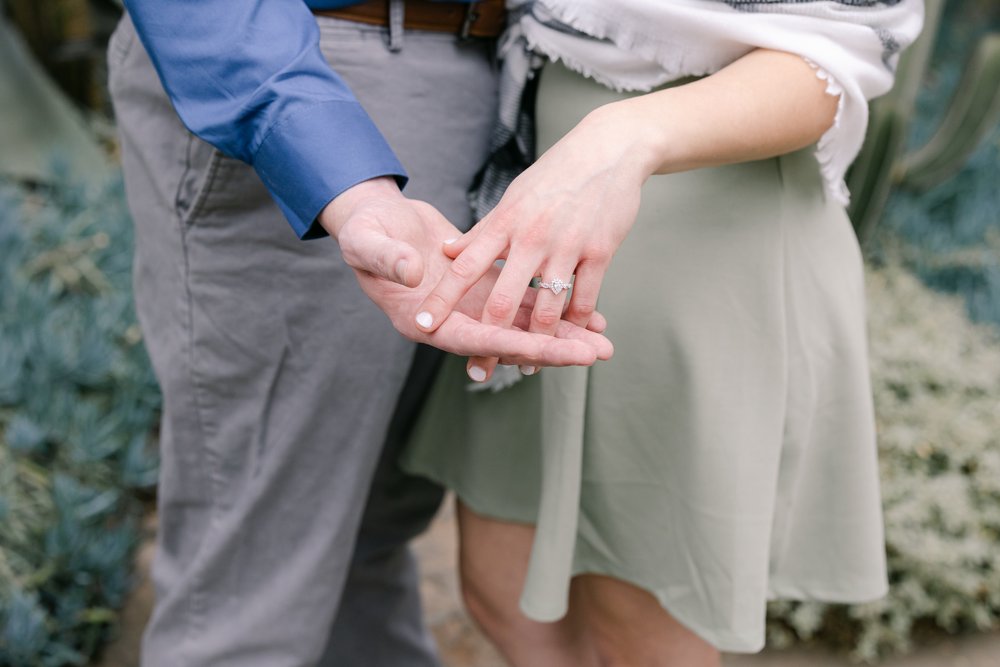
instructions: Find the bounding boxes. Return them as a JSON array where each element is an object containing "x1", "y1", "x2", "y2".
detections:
[{"x1": 538, "y1": 277, "x2": 572, "y2": 296}]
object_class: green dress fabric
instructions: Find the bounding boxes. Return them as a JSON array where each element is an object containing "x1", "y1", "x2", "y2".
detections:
[{"x1": 401, "y1": 61, "x2": 889, "y2": 653}]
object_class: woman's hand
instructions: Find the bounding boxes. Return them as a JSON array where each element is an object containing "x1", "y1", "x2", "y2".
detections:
[
  {"x1": 413, "y1": 102, "x2": 658, "y2": 380},
  {"x1": 322, "y1": 181, "x2": 613, "y2": 367},
  {"x1": 412, "y1": 48, "x2": 839, "y2": 381}
]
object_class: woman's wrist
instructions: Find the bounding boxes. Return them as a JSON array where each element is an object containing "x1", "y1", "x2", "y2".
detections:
[{"x1": 582, "y1": 98, "x2": 675, "y2": 183}]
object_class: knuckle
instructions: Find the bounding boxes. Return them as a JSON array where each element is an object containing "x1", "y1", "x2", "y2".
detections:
[
  {"x1": 568, "y1": 297, "x2": 597, "y2": 318},
  {"x1": 531, "y1": 306, "x2": 562, "y2": 330},
  {"x1": 490, "y1": 204, "x2": 520, "y2": 228},
  {"x1": 518, "y1": 224, "x2": 549, "y2": 251},
  {"x1": 581, "y1": 242, "x2": 609, "y2": 261},
  {"x1": 448, "y1": 254, "x2": 479, "y2": 282},
  {"x1": 485, "y1": 293, "x2": 516, "y2": 322},
  {"x1": 422, "y1": 291, "x2": 451, "y2": 313},
  {"x1": 337, "y1": 240, "x2": 363, "y2": 269},
  {"x1": 339, "y1": 247, "x2": 360, "y2": 269},
  {"x1": 482, "y1": 227, "x2": 511, "y2": 251},
  {"x1": 372, "y1": 252, "x2": 390, "y2": 278}
]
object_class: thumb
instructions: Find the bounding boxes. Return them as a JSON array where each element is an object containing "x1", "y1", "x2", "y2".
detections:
[{"x1": 341, "y1": 224, "x2": 424, "y2": 287}]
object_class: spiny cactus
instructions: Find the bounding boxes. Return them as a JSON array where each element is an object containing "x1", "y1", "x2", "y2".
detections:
[
  {"x1": 849, "y1": 0, "x2": 1000, "y2": 245},
  {"x1": 897, "y1": 32, "x2": 1000, "y2": 190}
]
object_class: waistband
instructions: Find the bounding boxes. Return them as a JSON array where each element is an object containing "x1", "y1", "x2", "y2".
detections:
[{"x1": 313, "y1": 1, "x2": 507, "y2": 40}]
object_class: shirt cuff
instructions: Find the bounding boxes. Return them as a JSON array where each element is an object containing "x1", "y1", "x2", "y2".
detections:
[{"x1": 252, "y1": 99, "x2": 408, "y2": 239}]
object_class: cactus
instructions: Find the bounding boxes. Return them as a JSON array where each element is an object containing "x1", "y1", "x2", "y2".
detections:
[
  {"x1": 897, "y1": 33, "x2": 1000, "y2": 189},
  {"x1": 848, "y1": 0, "x2": 1000, "y2": 246}
]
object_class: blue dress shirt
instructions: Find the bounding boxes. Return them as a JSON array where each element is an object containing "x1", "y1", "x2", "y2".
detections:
[{"x1": 123, "y1": 1, "x2": 473, "y2": 239}]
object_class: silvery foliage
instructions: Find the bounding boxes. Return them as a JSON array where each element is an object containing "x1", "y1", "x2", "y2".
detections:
[{"x1": 0, "y1": 171, "x2": 159, "y2": 667}]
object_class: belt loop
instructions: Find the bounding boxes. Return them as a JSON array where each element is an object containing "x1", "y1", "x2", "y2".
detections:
[
  {"x1": 459, "y1": 1, "x2": 481, "y2": 41},
  {"x1": 388, "y1": 0, "x2": 404, "y2": 52}
]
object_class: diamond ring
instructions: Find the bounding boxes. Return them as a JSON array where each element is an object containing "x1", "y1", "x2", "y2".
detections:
[{"x1": 538, "y1": 277, "x2": 572, "y2": 296}]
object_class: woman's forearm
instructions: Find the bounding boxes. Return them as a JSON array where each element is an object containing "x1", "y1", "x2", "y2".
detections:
[
  {"x1": 414, "y1": 49, "x2": 842, "y2": 376},
  {"x1": 592, "y1": 48, "x2": 840, "y2": 178}
]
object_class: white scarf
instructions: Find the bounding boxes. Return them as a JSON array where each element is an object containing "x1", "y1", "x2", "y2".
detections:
[
  {"x1": 498, "y1": 0, "x2": 925, "y2": 207},
  {"x1": 470, "y1": 0, "x2": 924, "y2": 394}
]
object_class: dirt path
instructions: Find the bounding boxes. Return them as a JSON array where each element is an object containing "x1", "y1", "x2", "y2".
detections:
[{"x1": 93, "y1": 503, "x2": 999, "y2": 667}]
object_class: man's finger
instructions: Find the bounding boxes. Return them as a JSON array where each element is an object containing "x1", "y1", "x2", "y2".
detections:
[
  {"x1": 467, "y1": 248, "x2": 540, "y2": 381},
  {"x1": 510, "y1": 299, "x2": 611, "y2": 360},
  {"x1": 341, "y1": 224, "x2": 424, "y2": 287},
  {"x1": 586, "y1": 311, "x2": 608, "y2": 334},
  {"x1": 495, "y1": 320, "x2": 611, "y2": 366},
  {"x1": 553, "y1": 319, "x2": 614, "y2": 360},
  {"x1": 429, "y1": 313, "x2": 600, "y2": 367}
]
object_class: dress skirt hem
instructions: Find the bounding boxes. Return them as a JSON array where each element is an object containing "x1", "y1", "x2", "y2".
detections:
[
  {"x1": 406, "y1": 456, "x2": 889, "y2": 654},
  {"x1": 401, "y1": 60, "x2": 889, "y2": 654}
]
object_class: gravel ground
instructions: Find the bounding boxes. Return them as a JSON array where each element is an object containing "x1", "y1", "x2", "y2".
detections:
[{"x1": 93, "y1": 503, "x2": 999, "y2": 667}]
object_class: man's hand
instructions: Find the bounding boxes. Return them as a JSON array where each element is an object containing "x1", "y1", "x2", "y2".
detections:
[
  {"x1": 320, "y1": 177, "x2": 427, "y2": 287},
  {"x1": 319, "y1": 178, "x2": 613, "y2": 370},
  {"x1": 410, "y1": 106, "x2": 645, "y2": 381}
]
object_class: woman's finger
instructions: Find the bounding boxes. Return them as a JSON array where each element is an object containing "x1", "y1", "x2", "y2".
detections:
[
  {"x1": 516, "y1": 289, "x2": 608, "y2": 334},
  {"x1": 511, "y1": 289, "x2": 607, "y2": 335},
  {"x1": 514, "y1": 286, "x2": 606, "y2": 333},
  {"x1": 587, "y1": 311, "x2": 608, "y2": 333},
  {"x1": 441, "y1": 220, "x2": 483, "y2": 259},
  {"x1": 414, "y1": 229, "x2": 509, "y2": 333},
  {"x1": 520, "y1": 259, "x2": 578, "y2": 375},
  {"x1": 563, "y1": 258, "x2": 608, "y2": 328},
  {"x1": 466, "y1": 248, "x2": 542, "y2": 382}
]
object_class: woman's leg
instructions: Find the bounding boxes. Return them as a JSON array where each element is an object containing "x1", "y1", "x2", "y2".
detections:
[
  {"x1": 573, "y1": 574, "x2": 721, "y2": 667},
  {"x1": 457, "y1": 502, "x2": 721, "y2": 667},
  {"x1": 456, "y1": 502, "x2": 598, "y2": 667}
]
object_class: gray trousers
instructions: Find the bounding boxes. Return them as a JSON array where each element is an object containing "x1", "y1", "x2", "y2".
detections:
[{"x1": 107, "y1": 14, "x2": 498, "y2": 667}]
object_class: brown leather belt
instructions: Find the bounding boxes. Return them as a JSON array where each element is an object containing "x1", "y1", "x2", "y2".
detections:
[{"x1": 314, "y1": 1, "x2": 507, "y2": 39}]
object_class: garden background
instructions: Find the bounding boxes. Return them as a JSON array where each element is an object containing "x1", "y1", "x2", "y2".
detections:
[{"x1": 1, "y1": 1, "x2": 998, "y2": 666}]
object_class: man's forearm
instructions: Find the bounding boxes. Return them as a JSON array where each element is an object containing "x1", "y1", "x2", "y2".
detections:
[{"x1": 123, "y1": 0, "x2": 406, "y2": 239}]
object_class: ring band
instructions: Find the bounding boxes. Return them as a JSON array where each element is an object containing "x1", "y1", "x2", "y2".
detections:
[{"x1": 537, "y1": 277, "x2": 572, "y2": 296}]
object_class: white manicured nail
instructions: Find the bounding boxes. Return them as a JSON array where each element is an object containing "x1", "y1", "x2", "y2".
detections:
[
  {"x1": 519, "y1": 365, "x2": 537, "y2": 376},
  {"x1": 416, "y1": 311, "x2": 433, "y2": 328},
  {"x1": 444, "y1": 238, "x2": 458, "y2": 245},
  {"x1": 468, "y1": 366, "x2": 487, "y2": 382}
]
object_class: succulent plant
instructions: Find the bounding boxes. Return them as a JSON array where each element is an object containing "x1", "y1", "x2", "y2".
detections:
[{"x1": 848, "y1": 0, "x2": 1000, "y2": 246}]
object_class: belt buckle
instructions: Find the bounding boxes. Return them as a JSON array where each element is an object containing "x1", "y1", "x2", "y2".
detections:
[{"x1": 458, "y1": 2, "x2": 480, "y2": 40}]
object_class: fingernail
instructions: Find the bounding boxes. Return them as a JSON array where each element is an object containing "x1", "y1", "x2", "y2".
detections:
[
  {"x1": 394, "y1": 259, "x2": 408, "y2": 282},
  {"x1": 444, "y1": 238, "x2": 458, "y2": 245},
  {"x1": 468, "y1": 365, "x2": 487, "y2": 382},
  {"x1": 519, "y1": 365, "x2": 537, "y2": 376},
  {"x1": 416, "y1": 311, "x2": 433, "y2": 328}
]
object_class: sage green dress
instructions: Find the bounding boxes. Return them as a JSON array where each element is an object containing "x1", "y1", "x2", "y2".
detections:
[{"x1": 402, "y1": 61, "x2": 889, "y2": 653}]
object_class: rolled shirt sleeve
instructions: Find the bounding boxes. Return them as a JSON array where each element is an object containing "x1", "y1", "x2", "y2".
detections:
[{"x1": 123, "y1": 0, "x2": 407, "y2": 239}]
